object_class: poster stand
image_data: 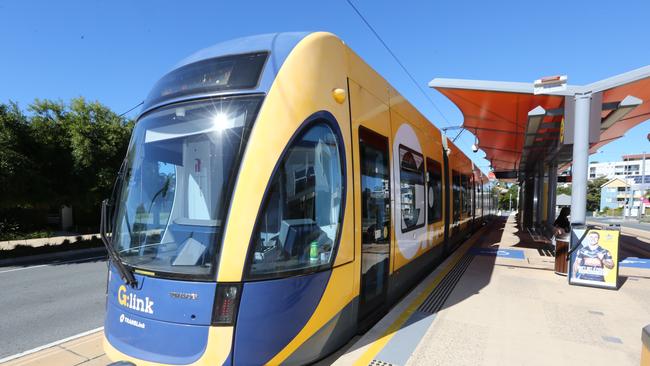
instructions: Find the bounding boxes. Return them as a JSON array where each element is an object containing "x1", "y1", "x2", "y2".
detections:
[{"x1": 567, "y1": 224, "x2": 621, "y2": 290}]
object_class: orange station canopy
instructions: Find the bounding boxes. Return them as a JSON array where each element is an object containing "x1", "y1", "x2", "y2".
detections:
[{"x1": 430, "y1": 66, "x2": 650, "y2": 180}]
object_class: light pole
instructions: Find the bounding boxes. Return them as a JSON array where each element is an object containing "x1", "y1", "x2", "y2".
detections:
[
  {"x1": 624, "y1": 171, "x2": 630, "y2": 220},
  {"x1": 509, "y1": 191, "x2": 512, "y2": 212},
  {"x1": 516, "y1": 185, "x2": 520, "y2": 212},
  {"x1": 637, "y1": 152, "x2": 646, "y2": 220}
]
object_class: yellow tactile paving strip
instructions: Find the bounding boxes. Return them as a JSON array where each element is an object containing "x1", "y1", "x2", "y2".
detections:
[
  {"x1": 350, "y1": 225, "x2": 486, "y2": 366},
  {"x1": 2, "y1": 331, "x2": 108, "y2": 366}
]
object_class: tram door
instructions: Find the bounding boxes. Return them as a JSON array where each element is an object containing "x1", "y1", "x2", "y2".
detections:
[{"x1": 358, "y1": 127, "x2": 391, "y2": 321}]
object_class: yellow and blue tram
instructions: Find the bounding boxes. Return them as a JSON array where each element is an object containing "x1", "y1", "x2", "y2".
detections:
[{"x1": 101, "y1": 32, "x2": 498, "y2": 366}]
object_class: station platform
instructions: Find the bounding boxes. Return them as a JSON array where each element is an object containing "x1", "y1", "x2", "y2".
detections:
[
  {"x1": 330, "y1": 214, "x2": 650, "y2": 366},
  {"x1": 3, "y1": 214, "x2": 649, "y2": 366}
]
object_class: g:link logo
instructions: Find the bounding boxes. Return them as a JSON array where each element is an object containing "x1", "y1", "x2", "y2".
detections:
[{"x1": 118, "y1": 285, "x2": 155, "y2": 314}]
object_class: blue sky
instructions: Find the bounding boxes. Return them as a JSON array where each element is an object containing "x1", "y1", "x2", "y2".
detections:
[{"x1": 1, "y1": 0, "x2": 649, "y2": 171}]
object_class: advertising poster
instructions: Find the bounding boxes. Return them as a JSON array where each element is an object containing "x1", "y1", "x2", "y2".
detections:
[{"x1": 568, "y1": 229, "x2": 619, "y2": 289}]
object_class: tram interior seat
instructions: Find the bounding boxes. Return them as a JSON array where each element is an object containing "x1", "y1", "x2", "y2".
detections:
[
  {"x1": 256, "y1": 219, "x2": 331, "y2": 264},
  {"x1": 280, "y1": 218, "x2": 318, "y2": 257},
  {"x1": 172, "y1": 237, "x2": 207, "y2": 266},
  {"x1": 167, "y1": 218, "x2": 220, "y2": 266}
]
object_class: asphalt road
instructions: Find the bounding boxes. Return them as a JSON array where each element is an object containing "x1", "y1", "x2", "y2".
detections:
[
  {"x1": 587, "y1": 217, "x2": 650, "y2": 258},
  {"x1": 588, "y1": 216, "x2": 650, "y2": 233},
  {"x1": 0, "y1": 254, "x2": 107, "y2": 359}
]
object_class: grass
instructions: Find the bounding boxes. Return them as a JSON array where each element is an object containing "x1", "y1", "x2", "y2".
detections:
[{"x1": 0, "y1": 230, "x2": 55, "y2": 242}]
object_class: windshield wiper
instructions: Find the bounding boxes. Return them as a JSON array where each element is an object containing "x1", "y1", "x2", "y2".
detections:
[
  {"x1": 101, "y1": 199, "x2": 138, "y2": 288},
  {"x1": 148, "y1": 176, "x2": 171, "y2": 212}
]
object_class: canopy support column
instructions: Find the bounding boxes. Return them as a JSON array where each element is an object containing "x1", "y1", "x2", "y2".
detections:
[
  {"x1": 535, "y1": 163, "x2": 544, "y2": 227},
  {"x1": 522, "y1": 176, "x2": 532, "y2": 228},
  {"x1": 570, "y1": 94, "x2": 591, "y2": 225},
  {"x1": 547, "y1": 161, "x2": 558, "y2": 225}
]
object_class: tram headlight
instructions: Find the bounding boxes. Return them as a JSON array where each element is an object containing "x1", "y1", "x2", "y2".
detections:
[{"x1": 212, "y1": 283, "x2": 242, "y2": 326}]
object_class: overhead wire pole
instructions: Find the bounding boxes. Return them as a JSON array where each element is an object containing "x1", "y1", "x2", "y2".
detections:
[{"x1": 344, "y1": 0, "x2": 451, "y2": 128}]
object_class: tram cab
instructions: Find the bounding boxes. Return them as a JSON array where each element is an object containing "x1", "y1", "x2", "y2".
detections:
[{"x1": 101, "y1": 32, "x2": 496, "y2": 366}]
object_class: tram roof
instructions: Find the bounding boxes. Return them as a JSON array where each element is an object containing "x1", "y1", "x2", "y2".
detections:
[
  {"x1": 175, "y1": 32, "x2": 310, "y2": 71},
  {"x1": 140, "y1": 32, "x2": 310, "y2": 115},
  {"x1": 429, "y1": 66, "x2": 650, "y2": 180}
]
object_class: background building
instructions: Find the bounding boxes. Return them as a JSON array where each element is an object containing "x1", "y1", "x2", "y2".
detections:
[
  {"x1": 589, "y1": 153, "x2": 647, "y2": 179},
  {"x1": 599, "y1": 177, "x2": 649, "y2": 215}
]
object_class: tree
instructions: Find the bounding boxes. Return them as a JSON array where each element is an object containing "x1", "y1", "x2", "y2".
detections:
[
  {"x1": 28, "y1": 99, "x2": 76, "y2": 208},
  {"x1": 0, "y1": 98, "x2": 133, "y2": 230},
  {"x1": 557, "y1": 185, "x2": 572, "y2": 196},
  {"x1": 587, "y1": 177, "x2": 608, "y2": 212},
  {"x1": 0, "y1": 102, "x2": 41, "y2": 207},
  {"x1": 64, "y1": 97, "x2": 134, "y2": 224},
  {"x1": 498, "y1": 184, "x2": 519, "y2": 210}
]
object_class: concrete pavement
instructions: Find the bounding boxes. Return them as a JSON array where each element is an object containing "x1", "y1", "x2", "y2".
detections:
[
  {"x1": 1, "y1": 331, "x2": 108, "y2": 366},
  {"x1": 0, "y1": 234, "x2": 99, "y2": 251}
]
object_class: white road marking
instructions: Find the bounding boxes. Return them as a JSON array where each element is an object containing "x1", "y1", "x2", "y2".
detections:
[
  {"x1": 0, "y1": 264, "x2": 48, "y2": 274},
  {"x1": 0, "y1": 255, "x2": 106, "y2": 274},
  {"x1": 0, "y1": 326, "x2": 104, "y2": 364}
]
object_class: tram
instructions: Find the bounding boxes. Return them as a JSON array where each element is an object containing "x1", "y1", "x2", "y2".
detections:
[{"x1": 100, "y1": 32, "x2": 498, "y2": 366}]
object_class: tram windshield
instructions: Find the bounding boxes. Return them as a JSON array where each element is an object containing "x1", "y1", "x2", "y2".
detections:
[{"x1": 111, "y1": 96, "x2": 262, "y2": 277}]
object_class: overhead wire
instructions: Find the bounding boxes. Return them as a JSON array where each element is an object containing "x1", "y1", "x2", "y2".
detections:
[
  {"x1": 344, "y1": 0, "x2": 452, "y2": 127},
  {"x1": 118, "y1": 101, "x2": 144, "y2": 118},
  {"x1": 452, "y1": 127, "x2": 464, "y2": 143}
]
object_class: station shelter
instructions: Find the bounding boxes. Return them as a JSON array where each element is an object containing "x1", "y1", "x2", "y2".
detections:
[{"x1": 429, "y1": 66, "x2": 650, "y2": 232}]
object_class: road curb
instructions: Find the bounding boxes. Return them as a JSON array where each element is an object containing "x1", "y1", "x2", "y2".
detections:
[{"x1": 0, "y1": 247, "x2": 106, "y2": 267}]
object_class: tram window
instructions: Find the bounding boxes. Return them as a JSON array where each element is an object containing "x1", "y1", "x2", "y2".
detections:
[
  {"x1": 470, "y1": 176, "x2": 475, "y2": 214},
  {"x1": 461, "y1": 174, "x2": 470, "y2": 214},
  {"x1": 426, "y1": 158, "x2": 442, "y2": 224},
  {"x1": 111, "y1": 96, "x2": 263, "y2": 277},
  {"x1": 399, "y1": 145, "x2": 425, "y2": 232},
  {"x1": 452, "y1": 171, "x2": 460, "y2": 222},
  {"x1": 248, "y1": 122, "x2": 344, "y2": 278},
  {"x1": 466, "y1": 176, "x2": 471, "y2": 213},
  {"x1": 467, "y1": 176, "x2": 473, "y2": 214},
  {"x1": 360, "y1": 130, "x2": 390, "y2": 245}
]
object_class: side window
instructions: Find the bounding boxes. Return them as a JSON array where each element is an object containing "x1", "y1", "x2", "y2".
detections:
[
  {"x1": 462, "y1": 174, "x2": 470, "y2": 214},
  {"x1": 399, "y1": 145, "x2": 425, "y2": 232},
  {"x1": 248, "y1": 122, "x2": 344, "y2": 278},
  {"x1": 426, "y1": 158, "x2": 442, "y2": 224},
  {"x1": 452, "y1": 171, "x2": 460, "y2": 222},
  {"x1": 469, "y1": 175, "x2": 477, "y2": 215},
  {"x1": 467, "y1": 176, "x2": 472, "y2": 213}
]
